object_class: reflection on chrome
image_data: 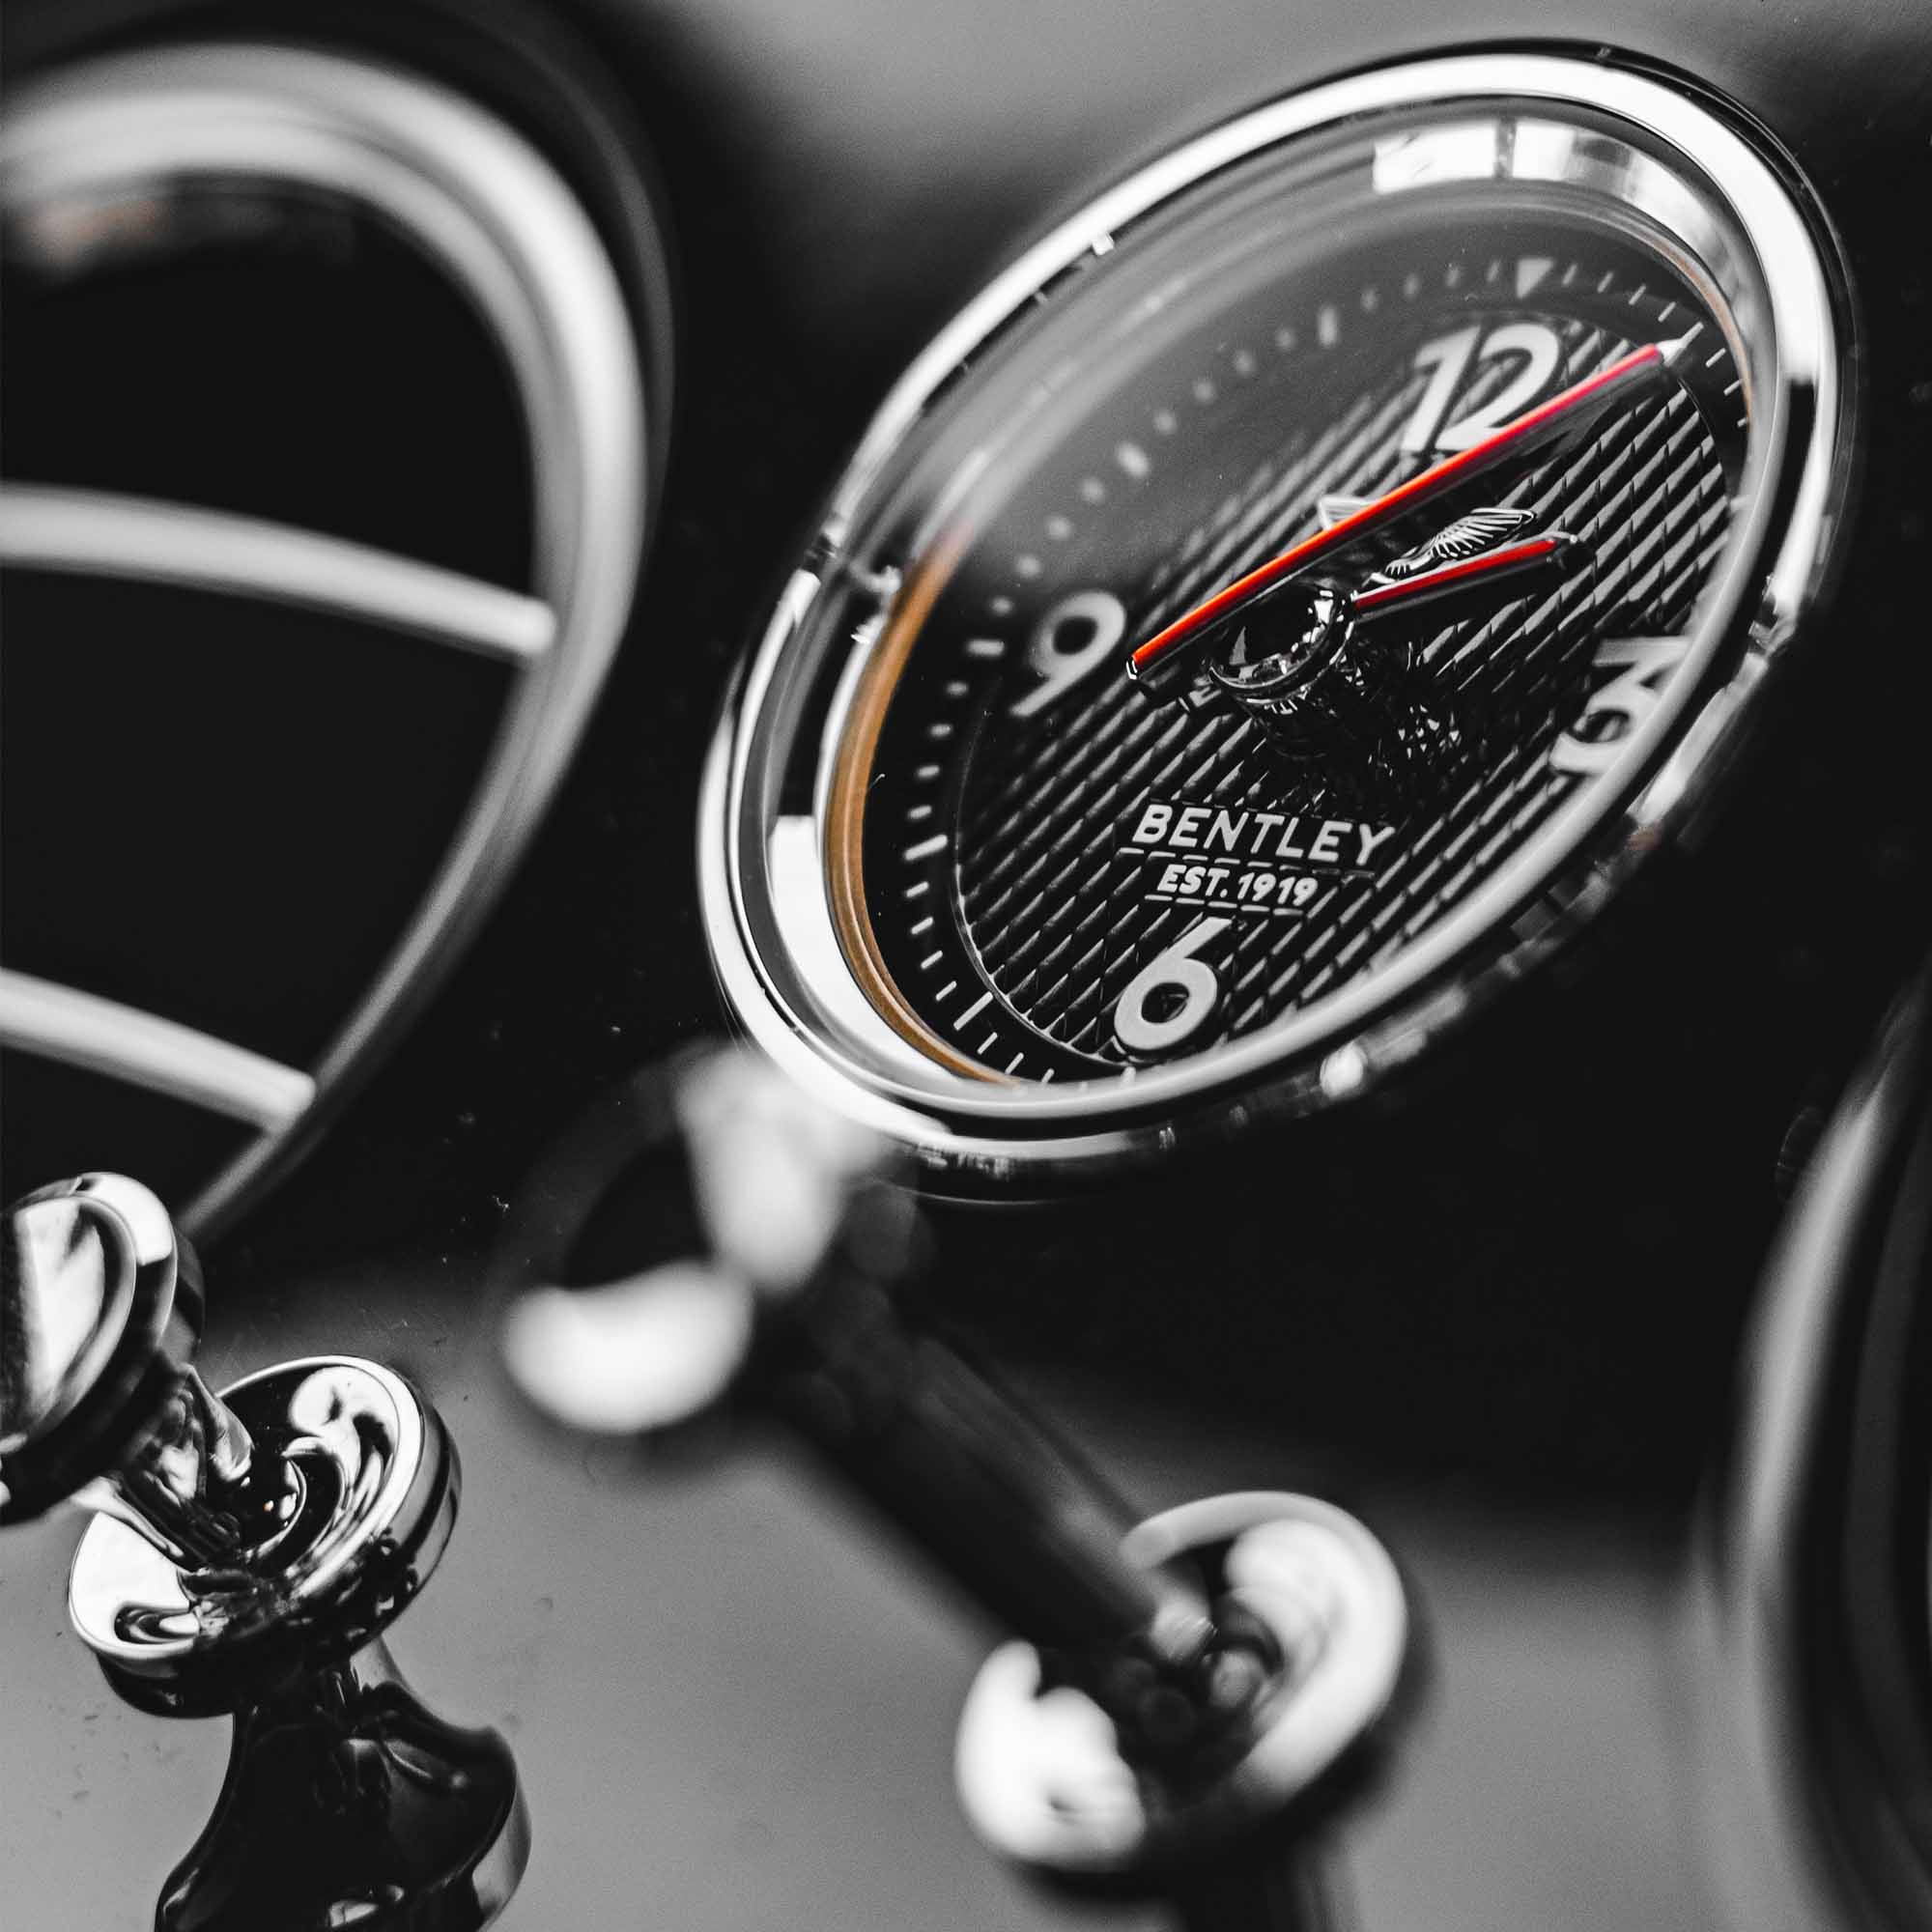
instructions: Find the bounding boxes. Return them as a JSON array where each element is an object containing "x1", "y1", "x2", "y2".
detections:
[{"x1": 0, "y1": 1170, "x2": 527, "y2": 1927}]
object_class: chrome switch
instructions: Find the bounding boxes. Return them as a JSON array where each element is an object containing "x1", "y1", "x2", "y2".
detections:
[
  {"x1": 0, "y1": 1172, "x2": 527, "y2": 1932},
  {"x1": 501, "y1": 1049, "x2": 1410, "y2": 1892}
]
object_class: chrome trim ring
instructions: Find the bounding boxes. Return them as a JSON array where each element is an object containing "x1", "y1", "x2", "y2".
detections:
[
  {"x1": 699, "y1": 50, "x2": 1852, "y2": 1183},
  {"x1": 0, "y1": 44, "x2": 661, "y2": 1231}
]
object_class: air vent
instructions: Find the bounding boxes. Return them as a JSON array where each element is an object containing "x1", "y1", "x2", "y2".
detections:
[{"x1": 0, "y1": 45, "x2": 664, "y2": 1232}]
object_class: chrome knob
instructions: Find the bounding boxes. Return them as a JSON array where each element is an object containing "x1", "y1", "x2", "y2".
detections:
[
  {"x1": 1, "y1": 1173, "x2": 526, "y2": 1931},
  {"x1": 1, "y1": 1172, "x2": 251, "y2": 1552},
  {"x1": 501, "y1": 1049, "x2": 1409, "y2": 1884}
]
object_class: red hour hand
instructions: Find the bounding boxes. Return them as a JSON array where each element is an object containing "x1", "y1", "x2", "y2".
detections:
[{"x1": 1351, "y1": 530, "x2": 1585, "y2": 626}]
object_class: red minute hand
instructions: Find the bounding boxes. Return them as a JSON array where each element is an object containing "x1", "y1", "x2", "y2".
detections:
[{"x1": 1127, "y1": 337, "x2": 1684, "y2": 692}]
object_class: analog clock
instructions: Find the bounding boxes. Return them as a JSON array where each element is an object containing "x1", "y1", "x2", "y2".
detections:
[{"x1": 702, "y1": 54, "x2": 1851, "y2": 1177}]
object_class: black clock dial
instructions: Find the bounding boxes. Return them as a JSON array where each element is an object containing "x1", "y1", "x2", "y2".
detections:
[
  {"x1": 705, "y1": 59, "x2": 1847, "y2": 1174},
  {"x1": 855, "y1": 222, "x2": 1747, "y2": 1082}
]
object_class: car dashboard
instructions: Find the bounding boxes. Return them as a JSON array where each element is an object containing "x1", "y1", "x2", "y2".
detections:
[{"x1": 3, "y1": 3, "x2": 1932, "y2": 1928}]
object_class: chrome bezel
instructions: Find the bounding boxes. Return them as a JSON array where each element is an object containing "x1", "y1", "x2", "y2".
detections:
[{"x1": 699, "y1": 51, "x2": 1851, "y2": 1182}]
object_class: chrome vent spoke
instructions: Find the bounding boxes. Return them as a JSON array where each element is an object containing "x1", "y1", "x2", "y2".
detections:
[
  {"x1": 0, "y1": 486, "x2": 556, "y2": 663},
  {"x1": 0, "y1": 970, "x2": 315, "y2": 1130},
  {"x1": 1, "y1": 43, "x2": 669, "y2": 1232}
]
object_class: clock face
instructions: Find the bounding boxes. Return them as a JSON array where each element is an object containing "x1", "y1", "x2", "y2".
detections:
[{"x1": 703, "y1": 56, "x2": 1848, "y2": 1176}]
